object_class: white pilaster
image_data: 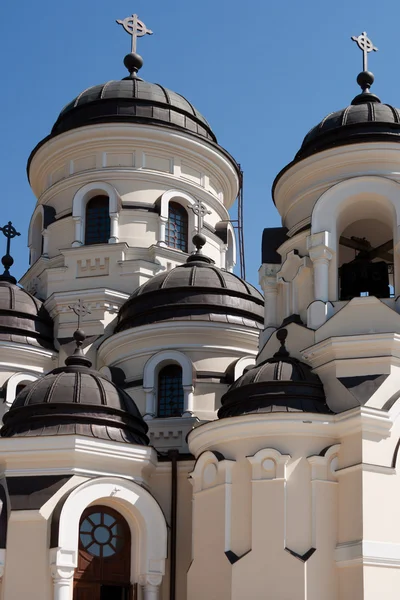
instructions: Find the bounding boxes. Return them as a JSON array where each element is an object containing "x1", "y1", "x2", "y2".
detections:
[
  {"x1": 307, "y1": 231, "x2": 333, "y2": 302},
  {"x1": 50, "y1": 565, "x2": 74, "y2": 600},
  {"x1": 158, "y1": 216, "x2": 168, "y2": 246},
  {"x1": 42, "y1": 228, "x2": 49, "y2": 256},
  {"x1": 140, "y1": 575, "x2": 162, "y2": 600},
  {"x1": 109, "y1": 212, "x2": 119, "y2": 243},
  {"x1": 72, "y1": 216, "x2": 82, "y2": 247},
  {"x1": 183, "y1": 384, "x2": 194, "y2": 416},
  {"x1": 144, "y1": 387, "x2": 155, "y2": 419},
  {"x1": 259, "y1": 264, "x2": 280, "y2": 327}
]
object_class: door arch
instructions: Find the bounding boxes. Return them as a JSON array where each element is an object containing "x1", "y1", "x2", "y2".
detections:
[{"x1": 74, "y1": 505, "x2": 131, "y2": 600}]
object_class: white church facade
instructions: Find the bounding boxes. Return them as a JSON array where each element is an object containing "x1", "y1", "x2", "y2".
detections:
[{"x1": 0, "y1": 19, "x2": 399, "y2": 599}]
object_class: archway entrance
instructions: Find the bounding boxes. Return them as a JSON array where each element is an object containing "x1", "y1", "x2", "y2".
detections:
[{"x1": 74, "y1": 505, "x2": 132, "y2": 600}]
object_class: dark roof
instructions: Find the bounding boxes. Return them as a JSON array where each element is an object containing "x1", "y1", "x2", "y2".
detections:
[
  {"x1": 115, "y1": 252, "x2": 264, "y2": 331},
  {"x1": 218, "y1": 329, "x2": 330, "y2": 418},
  {"x1": 273, "y1": 77, "x2": 400, "y2": 201},
  {"x1": 297, "y1": 101, "x2": 400, "y2": 161},
  {"x1": 1, "y1": 348, "x2": 148, "y2": 445},
  {"x1": 50, "y1": 78, "x2": 216, "y2": 142},
  {"x1": 0, "y1": 281, "x2": 54, "y2": 349}
]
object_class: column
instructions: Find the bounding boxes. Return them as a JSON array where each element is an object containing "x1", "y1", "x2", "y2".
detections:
[
  {"x1": 183, "y1": 385, "x2": 194, "y2": 416},
  {"x1": 143, "y1": 387, "x2": 155, "y2": 419},
  {"x1": 42, "y1": 228, "x2": 49, "y2": 257},
  {"x1": 140, "y1": 575, "x2": 162, "y2": 600},
  {"x1": 72, "y1": 216, "x2": 82, "y2": 247},
  {"x1": 50, "y1": 565, "x2": 74, "y2": 600},
  {"x1": 109, "y1": 212, "x2": 119, "y2": 243},
  {"x1": 158, "y1": 216, "x2": 168, "y2": 246},
  {"x1": 307, "y1": 232, "x2": 334, "y2": 302},
  {"x1": 258, "y1": 264, "x2": 280, "y2": 327}
]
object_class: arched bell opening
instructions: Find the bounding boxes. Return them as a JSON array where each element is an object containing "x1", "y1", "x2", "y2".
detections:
[{"x1": 337, "y1": 197, "x2": 395, "y2": 301}]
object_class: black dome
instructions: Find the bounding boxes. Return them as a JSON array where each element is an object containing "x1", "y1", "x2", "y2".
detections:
[
  {"x1": 297, "y1": 101, "x2": 400, "y2": 160},
  {"x1": 1, "y1": 350, "x2": 148, "y2": 445},
  {"x1": 116, "y1": 254, "x2": 264, "y2": 331},
  {"x1": 218, "y1": 329, "x2": 330, "y2": 418},
  {"x1": 0, "y1": 281, "x2": 54, "y2": 349},
  {"x1": 51, "y1": 79, "x2": 216, "y2": 142}
]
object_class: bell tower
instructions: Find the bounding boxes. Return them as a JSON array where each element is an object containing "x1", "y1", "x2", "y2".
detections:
[{"x1": 188, "y1": 33, "x2": 400, "y2": 600}]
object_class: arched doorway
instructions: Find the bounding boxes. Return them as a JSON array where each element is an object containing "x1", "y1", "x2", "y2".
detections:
[{"x1": 74, "y1": 505, "x2": 132, "y2": 600}]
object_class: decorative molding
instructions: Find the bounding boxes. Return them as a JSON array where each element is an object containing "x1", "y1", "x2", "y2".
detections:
[
  {"x1": 188, "y1": 407, "x2": 393, "y2": 457},
  {"x1": 247, "y1": 448, "x2": 291, "y2": 481},
  {"x1": 335, "y1": 540, "x2": 400, "y2": 568},
  {"x1": 307, "y1": 444, "x2": 340, "y2": 482},
  {"x1": 53, "y1": 477, "x2": 167, "y2": 582}
]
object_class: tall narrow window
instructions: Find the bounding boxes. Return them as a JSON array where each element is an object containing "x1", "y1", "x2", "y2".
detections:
[
  {"x1": 74, "y1": 506, "x2": 131, "y2": 600},
  {"x1": 166, "y1": 202, "x2": 188, "y2": 252},
  {"x1": 85, "y1": 196, "x2": 110, "y2": 245},
  {"x1": 157, "y1": 364, "x2": 184, "y2": 417}
]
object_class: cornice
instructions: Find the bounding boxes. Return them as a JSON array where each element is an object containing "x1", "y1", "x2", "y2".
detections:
[
  {"x1": 187, "y1": 407, "x2": 392, "y2": 457},
  {"x1": 29, "y1": 124, "x2": 239, "y2": 209},
  {"x1": 0, "y1": 435, "x2": 158, "y2": 480},
  {"x1": 97, "y1": 320, "x2": 260, "y2": 366},
  {"x1": 302, "y1": 332, "x2": 400, "y2": 369}
]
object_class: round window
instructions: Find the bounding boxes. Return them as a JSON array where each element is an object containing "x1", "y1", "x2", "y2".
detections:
[{"x1": 79, "y1": 510, "x2": 125, "y2": 558}]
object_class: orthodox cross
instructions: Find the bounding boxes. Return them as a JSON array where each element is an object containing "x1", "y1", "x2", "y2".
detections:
[
  {"x1": 0, "y1": 221, "x2": 20, "y2": 258},
  {"x1": 116, "y1": 13, "x2": 153, "y2": 54},
  {"x1": 68, "y1": 299, "x2": 91, "y2": 331},
  {"x1": 351, "y1": 32, "x2": 378, "y2": 72},
  {"x1": 188, "y1": 199, "x2": 211, "y2": 234}
]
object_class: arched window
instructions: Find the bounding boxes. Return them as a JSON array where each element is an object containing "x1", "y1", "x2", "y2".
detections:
[
  {"x1": 166, "y1": 202, "x2": 188, "y2": 252},
  {"x1": 74, "y1": 505, "x2": 131, "y2": 599},
  {"x1": 157, "y1": 364, "x2": 184, "y2": 417},
  {"x1": 84, "y1": 196, "x2": 110, "y2": 245}
]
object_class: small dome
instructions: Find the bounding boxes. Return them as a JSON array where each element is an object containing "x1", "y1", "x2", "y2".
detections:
[
  {"x1": 297, "y1": 101, "x2": 400, "y2": 161},
  {"x1": 0, "y1": 280, "x2": 54, "y2": 349},
  {"x1": 1, "y1": 339, "x2": 148, "y2": 445},
  {"x1": 116, "y1": 252, "x2": 264, "y2": 331},
  {"x1": 218, "y1": 329, "x2": 330, "y2": 418},
  {"x1": 51, "y1": 79, "x2": 216, "y2": 142}
]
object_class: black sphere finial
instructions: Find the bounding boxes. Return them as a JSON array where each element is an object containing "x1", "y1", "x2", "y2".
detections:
[
  {"x1": 193, "y1": 233, "x2": 206, "y2": 252},
  {"x1": 274, "y1": 328, "x2": 290, "y2": 358},
  {"x1": 123, "y1": 52, "x2": 144, "y2": 78},
  {"x1": 65, "y1": 300, "x2": 92, "y2": 368}
]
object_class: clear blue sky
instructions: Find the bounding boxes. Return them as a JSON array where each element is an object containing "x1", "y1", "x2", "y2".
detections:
[{"x1": 0, "y1": 0, "x2": 397, "y2": 288}]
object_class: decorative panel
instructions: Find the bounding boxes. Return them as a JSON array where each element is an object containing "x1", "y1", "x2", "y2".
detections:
[
  {"x1": 73, "y1": 155, "x2": 96, "y2": 173},
  {"x1": 144, "y1": 154, "x2": 172, "y2": 173},
  {"x1": 181, "y1": 162, "x2": 202, "y2": 184}
]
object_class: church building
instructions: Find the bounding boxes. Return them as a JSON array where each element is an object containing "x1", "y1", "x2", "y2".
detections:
[{"x1": 0, "y1": 19, "x2": 399, "y2": 600}]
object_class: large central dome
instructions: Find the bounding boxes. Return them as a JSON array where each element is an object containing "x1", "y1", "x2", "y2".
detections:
[{"x1": 52, "y1": 78, "x2": 216, "y2": 142}]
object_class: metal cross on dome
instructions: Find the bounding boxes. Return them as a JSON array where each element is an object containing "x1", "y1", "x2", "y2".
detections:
[
  {"x1": 68, "y1": 299, "x2": 91, "y2": 330},
  {"x1": 351, "y1": 32, "x2": 378, "y2": 72},
  {"x1": 0, "y1": 221, "x2": 20, "y2": 257},
  {"x1": 116, "y1": 13, "x2": 153, "y2": 54},
  {"x1": 188, "y1": 198, "x2": 212, "y2": 234}
]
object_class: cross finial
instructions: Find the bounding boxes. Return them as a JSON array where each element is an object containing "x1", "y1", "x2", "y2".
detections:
[
  {"x1": 351, "y1": 31, "x2": 378, "y2": 72},
  {"x1": 188, "y1": 199, "x2": 211, "y2": 235},
  {"x1": 68, "y1": 299, "x2": 91, "y2": 331},
  {"x1": 0, "y1": 221, "x2": 20, "y2": 283},
  {"x1": 116, "y1": 13, "x2": 153, "y2": 54}
]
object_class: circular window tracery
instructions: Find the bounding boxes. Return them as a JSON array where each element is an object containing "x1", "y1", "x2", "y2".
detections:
[{"x1": 79, "y1": 509, "x2": 125, "y2": 558}]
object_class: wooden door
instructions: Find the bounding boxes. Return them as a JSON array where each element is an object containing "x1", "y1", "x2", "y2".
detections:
[{"x1": 74, "y1": 506, "x2": 131, "y2": 600}]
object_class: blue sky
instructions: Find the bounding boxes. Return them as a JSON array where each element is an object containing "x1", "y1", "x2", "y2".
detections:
[{"x1": 0, "y1": 0, "x2": 397, "y2": 287}]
